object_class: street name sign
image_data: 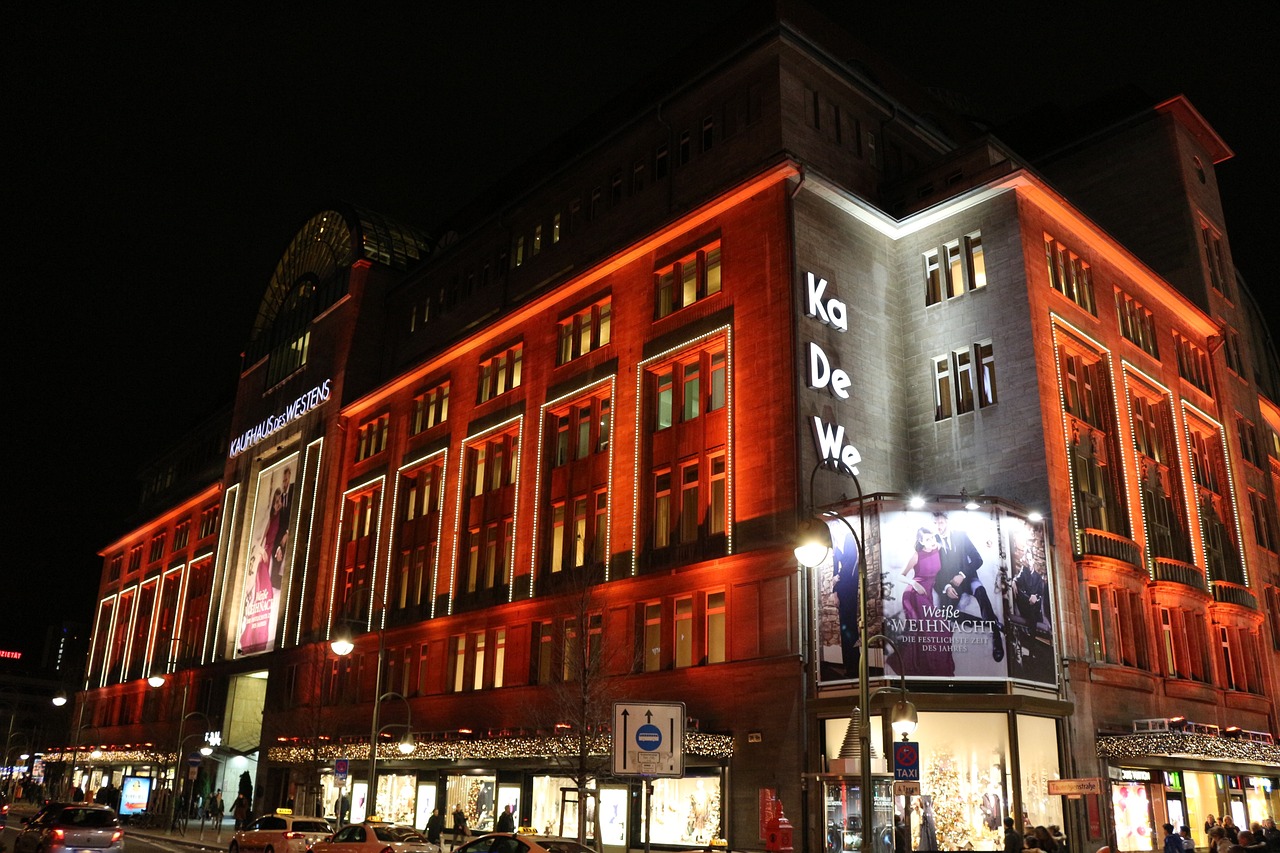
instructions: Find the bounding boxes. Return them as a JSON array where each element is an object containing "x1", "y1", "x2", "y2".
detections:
[
  {"x1": 1048, "y1": 778, "x2": 1103, "y2": 796},
  {"x1": 612, "y1": 702, "x2": 685, "y2": 777}
]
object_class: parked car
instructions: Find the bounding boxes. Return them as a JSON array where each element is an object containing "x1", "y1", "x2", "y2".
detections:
[
  {"x1": 311, "y1": 821, "x2": 440, "y2": 853},
  {"x1": 13, "y1": 803, "x2": 123, "y2": 853},
  {"x1": 456, "y1": 833, "x2": 595, "y2": 853},
  {"x1": 0, "y1": 790, "x2": 9, "y2": 829},
  {"x1": 230, "y1": 811, "x2": 335, "y2": 853}
]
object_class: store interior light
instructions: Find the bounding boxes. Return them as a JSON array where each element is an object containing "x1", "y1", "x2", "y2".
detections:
[
  {"x1": 1028, "y1": 510, "x2": 1044, "y2": 522},
  {"x1": 908, "y1": 495, "x2": 925, "y2": 509}
]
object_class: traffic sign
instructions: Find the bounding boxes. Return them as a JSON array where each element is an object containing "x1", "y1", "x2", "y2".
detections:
[
  {"x1": 612, "y1": 702, "x2": 685, "y2": 777},
  {"x1": 894, "y1": 782, "x2": 921, "y2": 797},
  {"x1": 335, "y1": 758, "x2": 349, "y2": 783},
  {"x1": 893, "y1": 741, "x2": 920, "y2": 781}
]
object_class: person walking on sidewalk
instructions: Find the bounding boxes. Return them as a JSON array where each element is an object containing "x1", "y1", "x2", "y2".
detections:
[{"x1": 451, "y1": 805, "x2": 469, "y2": 847}]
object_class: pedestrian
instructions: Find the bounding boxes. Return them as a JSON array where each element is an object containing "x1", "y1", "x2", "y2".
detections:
[
  {"x1": 233, "y1": 794, "x2": 249, "y2": 831},
  {"x1": 1035, "y1": 826, "x2": 1059, "y2": 853},
  {"x1": 451, "y1": 805, "x2": 469, "y2": 846},
  {"x1": 1181, "y1": 826, "x2": 1195, "y2": 852},
  {"x1": 426, "y1": 808, "x2": 445, "y2": 845},
  {"x1": 1261, "y1": 819, "x2": 1280, "y2": 853},
  {"x1": 1164, "y1": 824, "x2": 1184, "y2": 853},
  {"x1": 1004, "y1": 817, "x2": 1024, "y2": 853},
  {"x1": 212, "y1": 790, "x2": 224, "y2": 826},
  {"x1": 497, "y1": 805, "x2": 515, "y2": 833}
]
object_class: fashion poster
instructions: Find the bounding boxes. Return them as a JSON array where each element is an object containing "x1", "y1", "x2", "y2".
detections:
[
  {"x1": 815, "y1": 511, "x2": 866, "y2": 683},
  {"x1": 880, "y1": 507, "x2": 1007, "y2": 680},
  {"x1": 1002, "y1": 515, "x2": 1055, "y2": 685},
  {"x1": 235, "y1": 454, "x2": 299, "y2": 657}
]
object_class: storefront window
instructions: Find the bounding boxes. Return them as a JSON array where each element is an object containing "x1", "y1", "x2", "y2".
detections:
[
  {"x1": 599, "y1": 787, "x2": 628, "y2": 846},
  {"x1": 531, "y1": 776, "x2": 594, "y2": 838},
  {"x1": 497, "y1": 784, "x2": 521, "y2": 830},
  {"x1": 1017, "y1": 716, "x2": 1063, "y2": 833},
  {"x1": 822, "y1": 778, "x2": 894, "y2": 853},
  {"x1": 645, "y1": 775, "x2": 721, "y2": 846},
  {"x1": 375, "y1": 773, "x2": 417, "y2": 825},
  {"x1": 1243, "y1": 777, "x2": 1274, "y2": 832},
  {"x1": 447, "y1": 774, "x2": 497, "y2": 833},
  {"x1": 1112, "y1": 781, "x2": 1153, "y2": 851},
  {"x1": 1181, "y1": 771, "x2": 1216, "y2": 849},
  {"x1": 416, "y1": 783, "x2": 438, "y2": 832}
]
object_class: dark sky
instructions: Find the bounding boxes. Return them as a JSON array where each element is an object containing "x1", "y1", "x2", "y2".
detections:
[{"x1": 6, "y1": 3, "x2": 1277, "y2": 662}]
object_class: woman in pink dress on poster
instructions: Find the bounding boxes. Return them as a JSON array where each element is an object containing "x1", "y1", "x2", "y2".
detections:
[{"x1": 892, "y1": 527, "x2": 955, "y2": 677}]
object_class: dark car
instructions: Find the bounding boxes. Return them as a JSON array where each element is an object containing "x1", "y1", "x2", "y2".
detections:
[
  {"x1": 456, "y1": 834, "x2": 595, "y2": 853},
  {"x1": 0, "y1": 791, "x2": 9, "y2": 828},
  {"x1": 14, "y1": 803, "x2": 124, "y2": 853}
]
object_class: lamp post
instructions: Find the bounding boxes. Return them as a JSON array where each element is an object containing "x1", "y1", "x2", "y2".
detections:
[
  {"x1": 330, "y1": 623, "x2": 416, "y2": 820},
  {"x1": 150, "y1": 674, "x2": 213, "y2": 834},
  {"x1": 795, "y1": 462, "x2": 918, "y2": 853}
]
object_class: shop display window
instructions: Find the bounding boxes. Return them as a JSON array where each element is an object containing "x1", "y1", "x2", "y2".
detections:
[
  {"x1": 448, "y1": 774, "x2": 497, "y2": 833},
  {"x1": 1181, "y1": 771, "x2": 1216, "y2": 849},
  {"x1": 416, "y1": 783, "x2": 438, "y2": 833},
  {"x1": 1112, "y1": 782, "x2": 1153, "y2": 851},
  {"x1": 531, "y1": 776, "x2": 595, "y2": 839},
  {"x1": 1016, "y1": 715, "x2": 1063, "y2": 833},
  {"x1": 645, "y1": 775, "x2": 722, "y2": 846},
  {"x1": 598, "y1": 787, "x2": 628, "y2": 846},
  {"x1": 374, "y1": 773, "x2": 418, "y2": 825}
]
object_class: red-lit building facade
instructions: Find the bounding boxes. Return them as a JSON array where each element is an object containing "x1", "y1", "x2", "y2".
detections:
[{"x1": 58, "y1": 5, "x2": 1278, "y2": 853}]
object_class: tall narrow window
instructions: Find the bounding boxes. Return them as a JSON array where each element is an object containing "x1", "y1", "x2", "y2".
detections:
[
  {"x1": 682, "y1": 362, "x2": 701, "y2": 421},
  {"x1": 977, "y1": 341, "x2": 997, "y2": 407},
  {"x1": 953, "y1": 347, "x2": 975, "y2": 414},
  {"x1": 654, "y1": 471, "x2": 672, "y2": 548},
  {"x1": 924, "y1": 250, "x2": 942, "y2": 306},
  {"x1": 675, "y1": 597, "x2": 693, "y2": 668},
  {"x1": 644, "y1": 603, "x2": 663, "y2": 672},
  {"x1": 493, "y1": 629, "x2": 506, "y2": 688},
  {"x1": 656, "y1": 371, "x2": 674, "y2": 430},
  {"x1": 680, "y1": 463, "x2": 700, "y2": 542},
  {"x1": 706, "y1": 591, "x2": 726, "y2": 664},
  {"x1": 550, "y1": 504, "x2": 565, "y2": 574},
  {"x1": 709, "y1": 454, "x2": 727, "y2": 536},
  {"x1": 710, "y1": 350, "x2": 727, "y2": 411},
  {"x1": 1087, "y1": 586, "x2": 1105, "y2": 660},
  {"x1": 1160, "y1": 608, "x2": 1177, "y2": 677},
  {"x1": 933, "y1": 356, "x2": 952, "y2": 420},
  {"x1": 563, "y1": 619, "x2": 581, "y2": 682},
  {"x1": 473, "y1": 631, "x2": 486, "y2": 691}
]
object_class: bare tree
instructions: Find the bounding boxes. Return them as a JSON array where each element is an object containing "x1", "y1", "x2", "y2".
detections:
[{"x1": 523, "y1": 569, "x2": 634, "y2": 850}]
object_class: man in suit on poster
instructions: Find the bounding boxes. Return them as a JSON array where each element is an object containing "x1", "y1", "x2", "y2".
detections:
[{"x1": 931, "y1": 511, "x2": 1004, "y2": 662}]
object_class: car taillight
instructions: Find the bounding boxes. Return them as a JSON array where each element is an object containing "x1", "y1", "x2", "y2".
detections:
[
  {"x1": 381, "y1": 846, "x2": 395, "y2": 853},
  {"x1": 52, "y1": 830, "x2": 66, "y2": 842},
  {"x1": 112, "y1": 829, "x2": 124, "y2": 843},
  {"x1": 285, "y1": 832, "x2": 303, "y2": 839}
]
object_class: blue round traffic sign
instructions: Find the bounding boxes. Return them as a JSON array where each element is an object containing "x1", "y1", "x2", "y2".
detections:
[{"x1": 636, "y1": 724, "x2": 663, "y2": 751}]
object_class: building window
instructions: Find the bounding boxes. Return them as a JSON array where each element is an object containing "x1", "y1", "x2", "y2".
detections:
[
  {"x1": 655, "y1": 243, "x2": 721, "y2": 318},
  {"x1": 650, "y1": 346, "x2": 726, "y2": 429},
  {"x1": 923, "y1": 232, "x2": 986, "y2": 306},
  {"x1": 1220, "y1": 325, "x2": 1244, "y2": 377},
  {"x1": 611, "y1": 171, "x2": 623, "y2": 205},
  {"x1": 1249, "y1": 490, "x2": 1276, "y2": 551},
  {"x1": 356, "y1": 414, "x2": 390, "y2": 461},
  {"x1": 1200, "y1": 219, "x2": 1229, "y2": 296},
  {"x1": 1236, "y1": 415, "x2": 1261, "y2": 468},
  {"x1": 412, "y1": 381, "x2": 450, "y2": 435},
  {"x1": 552, "y1": 213, "x2": 561, "y2": 244},
  {"x1": 655, "y1": 143, "x2": 669, "y2": 180},
  {"x1": 1265, "y1": 588, "x2": 1280, "y2": 651},
  {"x1": 643, "y1": 602, "x2": 663, "y2": 672},
  {"x1": 128, "y1": 545, "x2": 143, "y2": 573},
  {"x1": 149, "y1": 533, "x2": 166, "y2": 563},
  {"x1": 108, "y1": 555, "x2": 122, "y2": 582},
  {"x1": 477, "y1": 344, "x2": 523, "y2": 403},
  {"x1": 1087, "y1": 586, "x2": 1105, "y2": 660},
  {"x1": 1188, "y1": 423, "x2": 1243, "y2": 585},
  {"x1": 701, "y1": 115, "x2": 714, "y2": 151},
  {"x1": 675, "y1": 597, "x2": 693, "y2": 668},
  {"x1": 1131, "y1": 390, "x2": 1192, "y2": 564},
  {"x1": 514, "y1": 235, "x2": 525, "y2": 268},
  {"x1": 172, "y1": 520, "x2": 190, "y2": 552},
  {"x1": 1173, "y1": 334, "x2": 1212, "y2": 394},
  {"x1": 1044, "y1": 234, "x2": 1096, "y2": 315},
  {"x1": 706, "y1": 591, "x2": 726, "y2": 663},
  {"x1": 1115, "y1": 290, "x2": 1159, "y2": 358},
  {"x1": 1059, "y1": 345, "x2": 1128, "y2": 542},
  {"x1": 678, "y1": 131, "x2": 691, "y2": 165},
  {"x1": 532, "y1": 225, "x2": 542, "y2": 257},
  {"x1": 199, "y1": 505, "x2": 220, "y2": 539},
  {"x1": 556, "y1": 298, "x2": 612, "y2": 365},
  {"x1": 934, "y1": 342, "x2": 996, "y2": 418},
  {"x1": 1160, "y1": 608, "x2": 1179, "y2": 677},
  {"x1": 653, "y1": 470, "x2": 672, "y2": 548},
  {"x1": 562, "y1": 618, "x2": 580, "y2": 682},
  {"x1": 541, "y1": 389, "x2": 612, "y2": 580}
]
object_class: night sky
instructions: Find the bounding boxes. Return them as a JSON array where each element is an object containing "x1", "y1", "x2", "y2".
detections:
[{"x1": 7, "y1": 3, "x2": 1277, "y2": 663}]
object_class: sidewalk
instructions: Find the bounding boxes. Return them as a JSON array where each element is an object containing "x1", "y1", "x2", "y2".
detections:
[{"x1": 7, "y1": 802, "x2": 229, "y2": 851}]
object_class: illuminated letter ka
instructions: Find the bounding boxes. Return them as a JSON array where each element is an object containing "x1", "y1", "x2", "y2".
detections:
[{"x1": 806, "y1": 273, "x2": 848, "y2": 332}]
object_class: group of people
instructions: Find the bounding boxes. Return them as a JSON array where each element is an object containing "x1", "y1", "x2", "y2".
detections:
[
  {"x1": 1197, "y1": 815, "x2": 1280, "y2": 853},
  {"x1": 1002, "y1": 818, "x2": 1067, "y2": 853},
  {"x1": 425, "y1": 804, "x2": 493, "y2": 847}
]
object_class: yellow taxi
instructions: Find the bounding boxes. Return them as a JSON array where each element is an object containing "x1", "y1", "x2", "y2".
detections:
[{"x1": 229, "y1": 810, "x2": 334, "y2": 853}]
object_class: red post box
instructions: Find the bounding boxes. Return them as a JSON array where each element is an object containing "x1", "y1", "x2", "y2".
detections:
[{"x1": 765, "y1": 801, "x2": 793, "y2": 853}]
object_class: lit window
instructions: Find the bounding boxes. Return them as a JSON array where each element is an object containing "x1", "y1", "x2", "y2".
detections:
[
  {"x1": 556, "y1": 298, "x2": 612, "y2": 365},
  {"x1": 655, "y1": 243, "x2": 722, "y2": 318},
  {"x1": 477, "y1": 344, "x2": 523, "y2": 403},
  {"x1": 925, "y1": 232, "x2": 986, "y2": 306},
  {"x1": 644, "y1": 603, "x2": 663, "y2": 672},
  {"x1": 356, "y1": 414, "x2": 390, "y2": 462},
  {"x1": 411, "y1": 381, "x2": 450, "y2": 434},
  {"x1": 706, "y1": 591, "x2": 726, "y2": 664},
  {"x1": 1200, "y1": 219, "x2": 1229, "y2": 296},
  {"x1": 1115, "y1": 291, "x2": 1159, "y2": 358},
  {"x1": 1044, "y1": 234, "x2": 1097, "y2": 315},
  {"x1": 1173, "y1": 334, "x2": 1212, "y2": 395},
  {"x1": 675, "y1": 597, "x2": 693, "y2": 668}
]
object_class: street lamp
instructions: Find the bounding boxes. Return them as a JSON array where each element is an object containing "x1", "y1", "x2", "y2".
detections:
[
  {"x1": 150, "y1": 674, "x2": 213, "y2": 832},
  {"x1": 796, "y1": 461, "x2": 918, "y2": 853},
  {"x1": 330, "y1": 623, "x2": 416, "y2": 819}
]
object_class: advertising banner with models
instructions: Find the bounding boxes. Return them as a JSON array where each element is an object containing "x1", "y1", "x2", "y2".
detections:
[
  {"x1": 814, "y1": 500, "x2": 1055, "y2": 687},
  {"x1": 235, "y1": 453, "x2": 299, "y2": 657}
]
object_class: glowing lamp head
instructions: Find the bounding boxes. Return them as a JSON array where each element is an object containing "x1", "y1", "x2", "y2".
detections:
[
  {"x1": 794, "y1": 518, "x2": 832, "y2": 568},
  {"x1": 147, "y1": 675, "x2": 167, "y2": 688},
  {"x1": 398, "y1": 732, "x2": 416, "y2": 755},
  {"x1": 890, "y1": 698, "x2": 918, "y2": 742},
  {"x1": 52, "y1": 691, "x2": 68, "y2": 707},
  {"x1": 330, "y1": 624, "x2": 355, "y2": 657}
]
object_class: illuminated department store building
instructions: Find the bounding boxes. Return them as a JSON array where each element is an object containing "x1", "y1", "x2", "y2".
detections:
[{"x1": 61, "y1": 4, "x2": 1279, "y2": 852}]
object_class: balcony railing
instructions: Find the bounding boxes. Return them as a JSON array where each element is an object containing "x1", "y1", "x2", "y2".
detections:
[
  {"x1": 1152, "y1": 558, "x2": 1207, "y2": 591},
  {"x1": 1077, "y1": 528, "x2": 1141, "y2": 567},
  {"x1": 1211, "y1": 581, "x2": 1257, "y2": 610}
]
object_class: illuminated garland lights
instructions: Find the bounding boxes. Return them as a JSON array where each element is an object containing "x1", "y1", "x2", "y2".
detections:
[
  {"x1": 267, "y1": 731, "x2": 734, "y2": 765},
  {"x1": 1096, "y1": 732, "x2": 1280, "y2": 764}
]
